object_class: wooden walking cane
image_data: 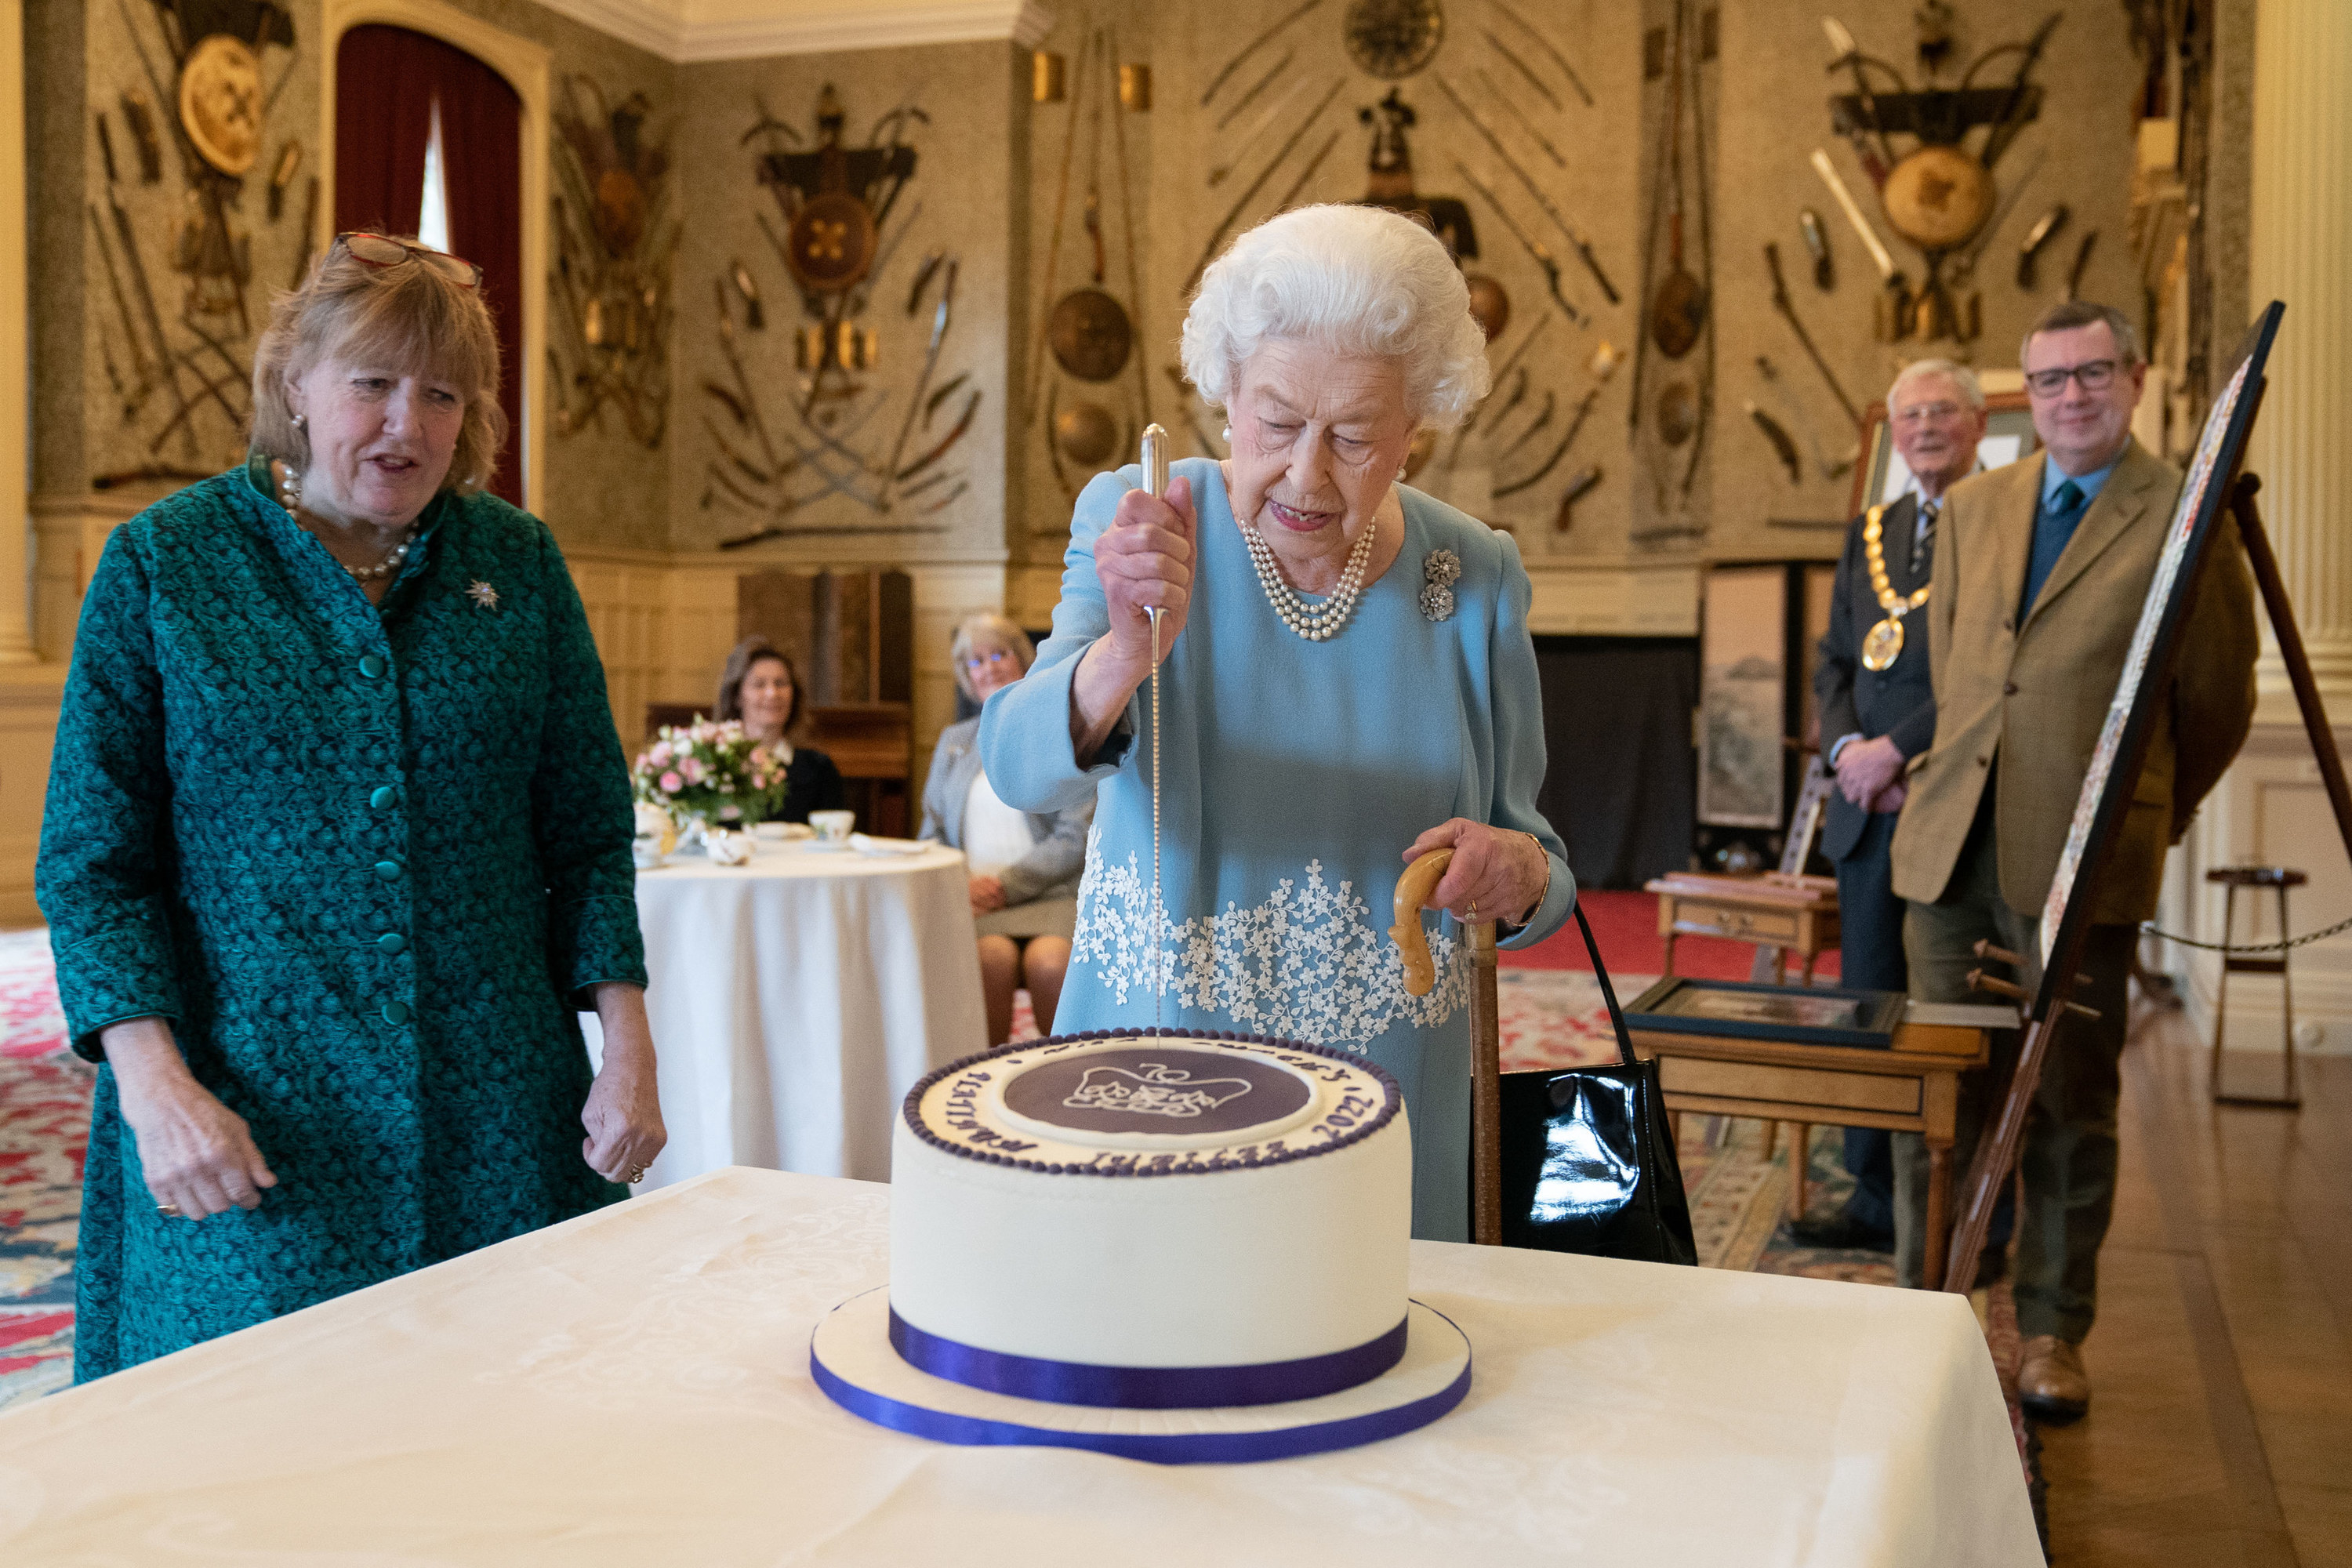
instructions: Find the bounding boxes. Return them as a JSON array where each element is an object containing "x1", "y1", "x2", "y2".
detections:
[{"x1": 1392, "y1": 848, "x2": 1504, "y2": 1247}]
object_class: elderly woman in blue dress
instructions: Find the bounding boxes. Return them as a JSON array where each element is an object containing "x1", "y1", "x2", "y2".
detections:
[
  {"x1": 981, "y1": 205, "x2": 1576, "y2": 1240},
  {"x1": 36, "y1": 233, "x2": 665, "y2": 1378},
  {"x1": 920, "y1": 614, "x2": 1093, "y2": 1044}
]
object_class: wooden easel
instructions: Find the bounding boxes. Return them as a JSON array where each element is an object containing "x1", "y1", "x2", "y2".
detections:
[{"x1": 1942, "y1": 468, "x2": 2352, "y2": 1292}]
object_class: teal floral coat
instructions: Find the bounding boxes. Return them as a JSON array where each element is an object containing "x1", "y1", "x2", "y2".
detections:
[{"x1": 37, "y1": 461, "x2": 647, "y2": 1380}]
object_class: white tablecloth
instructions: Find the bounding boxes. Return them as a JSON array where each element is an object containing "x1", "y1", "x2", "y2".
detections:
[
  {"x1": 0, "y1": 1169, "x2": 2039, "y2": 1565},
  {"x1": 596, "y1": 839, "x2": 987, "y2": 1186}
]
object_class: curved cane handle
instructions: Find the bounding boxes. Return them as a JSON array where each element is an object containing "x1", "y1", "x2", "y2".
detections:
[{"x1": 1390, "y1": 848, "x2": 1455, "y2": 997}]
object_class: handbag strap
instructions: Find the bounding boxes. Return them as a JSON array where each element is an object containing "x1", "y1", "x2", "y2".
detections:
[{"x1": 1573, "y1": 902, "x2": 1639, "y2": 1069}]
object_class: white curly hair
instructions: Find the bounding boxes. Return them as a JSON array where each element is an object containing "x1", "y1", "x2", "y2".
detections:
[{"x1": 1179, "y1": 205, "x2": 1491, "y2": 432}]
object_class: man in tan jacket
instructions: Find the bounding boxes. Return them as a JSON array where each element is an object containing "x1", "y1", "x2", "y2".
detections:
[{"x1": 1889, "y1": 300, "x2": 2258, "y2": 1422}]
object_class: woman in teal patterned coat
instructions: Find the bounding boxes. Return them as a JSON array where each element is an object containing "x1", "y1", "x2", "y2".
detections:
[{"x1": 36, "y1": 234, "x2": 666, "y2": 1380}]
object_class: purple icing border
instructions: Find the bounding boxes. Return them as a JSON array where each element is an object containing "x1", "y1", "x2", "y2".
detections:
[
  {"x1": 900, "y1": 1028, "x2": 1405, "y2": 1178},
  {"x1": 889, "y1": 1305, "x2": 1409, "y2": 1409}
]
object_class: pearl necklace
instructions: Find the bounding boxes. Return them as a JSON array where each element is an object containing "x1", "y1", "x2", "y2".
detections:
[
  {"x1": 1240, "y1": 516, "x2": 1378, "y2": 642},
  {"x1": 276, "y1": 461, "x2": 419, "y2": 582},
  {"x1": 341, "y1": 527, "x2": 420, "y2": 582}
]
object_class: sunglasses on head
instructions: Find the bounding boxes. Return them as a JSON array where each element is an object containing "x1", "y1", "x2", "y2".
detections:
[{"x1": 335, "y1": 231, "x2": 484, "y2": 289}]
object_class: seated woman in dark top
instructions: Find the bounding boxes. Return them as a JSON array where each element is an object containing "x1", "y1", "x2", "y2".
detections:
[{"x1": 713, "y1": 637, "x2": 844, "y2": 824}]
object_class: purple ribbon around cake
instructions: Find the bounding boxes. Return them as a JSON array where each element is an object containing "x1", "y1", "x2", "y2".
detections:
[
  {"x1": 814, "y1": 1348, "x2": 1472, "y2": 1465},
  {"x1": 888, "y1": 1307, "x2": 1410, "y2": 1409}
]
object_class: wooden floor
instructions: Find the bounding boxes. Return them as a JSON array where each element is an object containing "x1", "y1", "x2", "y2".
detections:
[{"x1": 2038, "y1": 1005, "x2": 2352, "y2": 1566}]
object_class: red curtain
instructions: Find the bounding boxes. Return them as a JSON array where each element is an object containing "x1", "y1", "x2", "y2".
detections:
[{"x1": 335, "y1": 26, "x2": 524, "y2": 504}]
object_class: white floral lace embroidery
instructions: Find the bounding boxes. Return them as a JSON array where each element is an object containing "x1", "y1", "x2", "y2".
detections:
[{"x1": 1070, "y1": 830, "x2": 1466, "y2": 1047}]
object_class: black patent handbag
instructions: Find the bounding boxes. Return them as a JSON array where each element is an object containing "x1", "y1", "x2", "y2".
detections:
[{"x1": 1495, "y1": 906, "x2": 1697, "y2": 1265}]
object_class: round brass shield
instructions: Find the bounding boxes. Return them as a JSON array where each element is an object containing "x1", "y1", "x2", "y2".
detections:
[
  {"x1": 786, "y1": 191, "x2": 877, "y2": 293},
  {"x1": 179, "y1": 35, "x2": 263, "y2": 176},
  {"x1": 1465, "y1": 273, "x2": 1510, "y2": 343},
  {"x1": 1047, "y1": 288, "x2": 1134, "y2": 383},
  {"x1": 1881, "y1": 145, "x2": 1994, "y2": 252},
  {"x1": 1344, "y1": 0, "x2": 1445, "y2": 80},
  {"x1": 1657, "y1": 381, "x2": 1697, "y2": 447},
  {"x1": 1053, "y1": 400, "x2": 1120, "y2": 464}
]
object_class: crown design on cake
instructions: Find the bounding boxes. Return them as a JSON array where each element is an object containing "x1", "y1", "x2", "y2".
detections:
[{"x1": 1063, "y1": 1062, "x2": 1253, "y2": 1119}]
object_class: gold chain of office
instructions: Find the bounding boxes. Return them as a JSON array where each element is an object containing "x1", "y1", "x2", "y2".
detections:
[{"x1": 1859, "y1": 504, "x2": 1931, "y2": 672}]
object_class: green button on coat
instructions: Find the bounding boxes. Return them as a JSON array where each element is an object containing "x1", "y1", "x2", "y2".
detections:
[
  {"x1": 373, "y1": 859, "x2": 401, "y2": 880},
  {"x1": 358, "y1": 654, "x2": 387, "y2": 678},
  {"x1": 377, "y1": 931, "x2": 406, "y2": 954},
  {"x1": 370, "y1": 786, "x2": 397, "y2": 809},
  {"x1": 381, "y1": 1000, "x2": 411, "y2": 1025}
]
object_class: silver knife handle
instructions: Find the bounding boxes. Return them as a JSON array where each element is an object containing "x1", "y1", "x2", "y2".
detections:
[{"x1": 1140, "y1": 423, "x2": 1169, "y2": 499}]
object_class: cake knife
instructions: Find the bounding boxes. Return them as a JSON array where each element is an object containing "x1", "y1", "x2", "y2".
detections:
[{"x1": 1139, "y1": 423, "x2": 1170, "y2": 1025}]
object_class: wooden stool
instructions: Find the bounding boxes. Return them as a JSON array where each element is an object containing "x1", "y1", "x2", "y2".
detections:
[{"x1": 2205, "y1": 866, "x2": 2306, "y2": 1109}]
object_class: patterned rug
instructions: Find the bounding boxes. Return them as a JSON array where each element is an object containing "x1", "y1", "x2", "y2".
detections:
[{"x1": 0, "y1": 929, "x2": 84, "y2": 1411}]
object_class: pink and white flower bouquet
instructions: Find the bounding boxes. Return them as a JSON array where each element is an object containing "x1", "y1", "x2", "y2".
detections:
[{"x1": 632, "y1": 717, "x2": 786, "y2": 829}]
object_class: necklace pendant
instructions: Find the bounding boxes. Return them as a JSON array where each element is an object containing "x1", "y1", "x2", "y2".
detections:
[{"x1": 1861, "y1": 614, "x2": 1906, "y2": 671}]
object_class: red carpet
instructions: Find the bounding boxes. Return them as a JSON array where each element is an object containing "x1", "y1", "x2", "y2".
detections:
[{"x1": 1502, "y1": 889, "x2": 1843, "y2": 983}]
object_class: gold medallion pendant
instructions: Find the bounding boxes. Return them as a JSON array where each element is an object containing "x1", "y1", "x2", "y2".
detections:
[
  {"x1": 1862, "y1": 615, "x2": 1907, "y2": 672},
  {"x1": 1858, "y1": 503, "x2": 1929, "y2": 673}
]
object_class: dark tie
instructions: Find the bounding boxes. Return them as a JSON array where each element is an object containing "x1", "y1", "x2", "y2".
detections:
[
  {"x1": 1910, "y1": 499, "x2": 1940, "y2": 579},
  {"x1": 2020, "y1": 479, "x2": 2088, "y2": 619}
]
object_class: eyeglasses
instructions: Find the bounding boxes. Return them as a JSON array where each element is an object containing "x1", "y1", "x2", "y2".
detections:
[
  {"x1": 335, "y1": 231, "x2": 484, "y2": 289},
  {"x1": 1891, "y1": 401, "x2": 1966, "y2": 426},
  {"x1": 960, "y1": 648, "x2": 1018, "y2": 673},
  {"x1": 2024, "y1": 359, "x2": 2119, "y2": 397}
]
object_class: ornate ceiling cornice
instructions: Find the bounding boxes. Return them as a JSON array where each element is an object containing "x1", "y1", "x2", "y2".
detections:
[{"x1": 530, "y1": 0, "x2": 1054, "y2": 64}]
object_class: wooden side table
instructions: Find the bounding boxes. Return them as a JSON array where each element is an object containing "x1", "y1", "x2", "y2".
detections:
[
  {"x1": 1642, "y1": 872, "x2": 1846, "y2": 1169},
  {"x1": 1644, "y1": 872, "x2": 1842, "y2": 983},
  {"x1": 1628, "y1": 1016, "x2": 1994, "y2": 1288}
]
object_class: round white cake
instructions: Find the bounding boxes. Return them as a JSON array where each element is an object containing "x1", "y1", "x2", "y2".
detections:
[{"x1": 889, "y1": 1029, "x2": 1411, "y2": 1407}]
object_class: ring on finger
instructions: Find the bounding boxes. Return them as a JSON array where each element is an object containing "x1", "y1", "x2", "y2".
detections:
[{"x1": 157, "y1": 1201, "x2": 182, "y2": 1218}]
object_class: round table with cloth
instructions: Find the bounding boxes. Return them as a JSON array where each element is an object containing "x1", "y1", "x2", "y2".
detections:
[{"x1": 590, "y1": 838, "x2": 987, "y2": 1187}]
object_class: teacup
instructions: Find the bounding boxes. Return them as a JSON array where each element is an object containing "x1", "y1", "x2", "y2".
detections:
[{"x1": 808, "y1": 809, "x2": 856, "y2": 844}]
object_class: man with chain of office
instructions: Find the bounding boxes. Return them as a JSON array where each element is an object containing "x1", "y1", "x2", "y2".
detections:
[
  {"x1": 1801, "y1": 358, "x2": 1987, "y2": 1258},
  {"x1": 1889, "y1": 300, "x2": 2259, "y2": 1422}
]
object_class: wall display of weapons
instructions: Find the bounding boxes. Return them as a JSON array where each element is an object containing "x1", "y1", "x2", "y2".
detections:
[
  {"x1": 1029, "y1": 21, "x2": 1157, "y2": 530},
  {"x1": 549, "y1": 75, "x2": 677, "y2": 449},
  {"x1": 1105, "y1": 0, "x2": 2144, "y2": 565},
  {"x1": 1132, "y1": 0, "x2": 1642, "y2": 554},
  {"x1": 1715, "y1": 0, "x2": 2142, "y2": 546},
  {"x1": 694, "y1": 83, "x2": 978, "y2": 547},
  {"x1": 79, "y1": 0, "x2": 307, "y2": 484}
]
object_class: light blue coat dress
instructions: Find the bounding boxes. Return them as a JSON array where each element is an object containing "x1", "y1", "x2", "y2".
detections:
[{"x1": 980, "y1": 459, "x2": 1576, "y2": 1240}]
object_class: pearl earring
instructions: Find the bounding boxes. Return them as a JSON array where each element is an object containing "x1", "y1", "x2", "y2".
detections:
[
  {"x1": 278, "y1": 463, "x2": 303, "y2": 514},
  {"x1": 1221, "y1": 426, "x2": 1232, "y2": 442},
  {"x1": 292, "y1": 412, "x2": 307, "y2": 430}
]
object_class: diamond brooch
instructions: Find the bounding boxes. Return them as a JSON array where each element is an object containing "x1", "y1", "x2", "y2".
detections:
[{"x1": 1419, "y1": 549, "x2": 1460, "y2": 622}]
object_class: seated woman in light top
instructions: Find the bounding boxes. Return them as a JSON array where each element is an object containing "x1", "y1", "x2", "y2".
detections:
[
  {"x1": 920, "y1": 615, "x2": 1094, "y2": 1044},
  {"x1": 978, "y1": 204, "x2": 1574, "y2": 1241},
  {"x1": 712, "y1": 637, "x2": 845, "y2": 824}
]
